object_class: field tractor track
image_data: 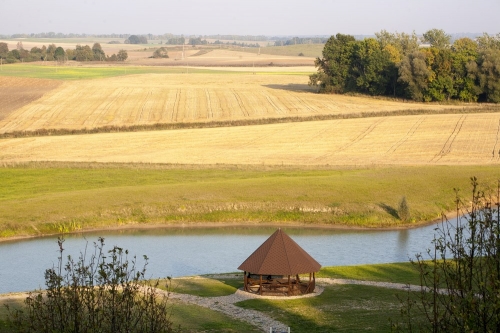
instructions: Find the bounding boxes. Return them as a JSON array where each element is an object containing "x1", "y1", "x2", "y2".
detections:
[
  {"x1": 492, "y1": 119, "x2": 500, "y2": 160},
  {"x1": 264, "y1": 94, "x2": 284, "y2": 115},
  {"x1": 386, "y1": 116, "x2": 425, "y2": 154},
  {"x1": 431, "y1": 115, "x2": 467, "y2": 163},
  {"x1": 92, "y1": 88, "x2": 126, "y2": 127},
  {"x1": 171, "y1": 89, "x2": 181, "y2": 122},
  {"x1": 137, "y1": 90, "x2": 153, "y2": 122},
  {"x1": 294, "y1": 95, "x2": 317, "y2": 113},
  {"x1": 231, "y1": 90, "x2": 249, "y2": 117},
  {"x1": 205, "y1": 89, "x2": 213, "y2": 119},
  {"x1": 313, "y1": 118, "x2": 384, "y2": 162}
]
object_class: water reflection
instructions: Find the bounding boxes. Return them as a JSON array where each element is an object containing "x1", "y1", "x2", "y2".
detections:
[{"x1": 0, "y1": 223, "x2": 447, "y2": 294}]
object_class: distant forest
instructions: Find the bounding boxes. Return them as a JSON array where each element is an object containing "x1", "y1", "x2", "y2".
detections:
[
  {"x1": 0, "y1": 42, "x2": 128, "y2": 63},
  {"x1": 310, "y1": 29, "x2": 500, "y2": 103}
]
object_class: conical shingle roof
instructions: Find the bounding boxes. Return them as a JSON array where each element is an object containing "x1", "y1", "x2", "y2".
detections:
[{"x1": 238, "y1": 228, "x2": 321, "y2": 275}]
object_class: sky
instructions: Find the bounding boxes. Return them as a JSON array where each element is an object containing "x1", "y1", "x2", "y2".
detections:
[{"x1": 1, "y1": 0, "x2": 499, "y2": 36}]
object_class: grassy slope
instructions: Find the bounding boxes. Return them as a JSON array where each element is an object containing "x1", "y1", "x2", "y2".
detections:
[{"x1": 0, "y1": 164, "x2": 498, "y2": 238}]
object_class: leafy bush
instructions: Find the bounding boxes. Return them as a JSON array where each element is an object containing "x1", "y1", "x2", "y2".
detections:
[
  {"x1": 6, "y1": 237, "x2": 178, "y2": 333},
  {"x1": 393, "y1": 178, "x2": 500, "y2": 332},
  {"x1": 398, "y1": 196, "x2": 410, "y2": 222}
]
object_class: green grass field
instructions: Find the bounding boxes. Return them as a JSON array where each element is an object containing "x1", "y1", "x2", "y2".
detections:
[
  {"x1": 0, "y1": 63, "x2": 311, "y2": 80},
  {"x1": 246, "y1": 44, "x2": 325, "y2": 58},
  {"x1": 0, "y1": 63, "x2": 237, "y2": 80},
  {"x1": 0, "y1": 163, "x2": 498, "y2": 239}
]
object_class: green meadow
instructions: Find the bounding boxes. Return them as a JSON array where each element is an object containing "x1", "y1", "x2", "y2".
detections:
[
  {"x1": 0, "y1": 163, "x2": 498, "y2": 239},
  {"x1": 0, "y1": 63, "x2": 237, "y2": 80},
  {"x1": 245, "y1": 43, "x2": 325, "y2": 58}
]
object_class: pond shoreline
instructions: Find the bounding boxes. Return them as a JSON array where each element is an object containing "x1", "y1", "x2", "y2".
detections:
[{"x1": 0, "y1": 212, "x2": 456, "y2": 244}]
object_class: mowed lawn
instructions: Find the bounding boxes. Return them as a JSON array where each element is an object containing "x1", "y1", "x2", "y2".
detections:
[{"x1": 0, "y1": 164, "x2": 498, "y2": 238}]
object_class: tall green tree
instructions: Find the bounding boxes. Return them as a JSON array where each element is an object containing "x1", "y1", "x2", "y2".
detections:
[
  {"x1": 309, "y1": 33, "x2": 356, "y2": 93},
  {"x1": 423, "y1": 47, "x2": 456, "y2": 101},
  {"x1": 349, "y1": 38, "x2": 393, "y2": 95},
  {"x1": 477, "y1": 33, "x2": 500, "y2": 51},
  {"x1": 422, "y1": 28, "x2": 451, "y2": 49},
  {"x1": 398, "y1": 50, "x2": 430, "y2": 101},
  {"x1": 74, "y1": 45, "x2": 93, "y2": 61},
  {"x1": 54, "y1": 47, "x2": 65, "y2": 62},
  {"x1": 117, "y1": 49, "x2": 128, "y2": 61},
  {"x1": 92, "y1": 42, "x2": 105, "y2": 61},
  {"x1": 451, "y1": 38, "x2": 480, "y2": 101},
  {"x1": 0, "y1": 42, "x2": 9, "y2": 59},
  {"x1": 475, "y1": 49, "x2": 500, "y2": 103}
]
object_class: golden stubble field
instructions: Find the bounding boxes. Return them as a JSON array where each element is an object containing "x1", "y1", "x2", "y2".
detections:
[
  {"x1": 1, "y1": 113, "x2": 499, "y2": 165},
  {"x1": 0, "y1": 73, "x2": 467, "y2": 134}
]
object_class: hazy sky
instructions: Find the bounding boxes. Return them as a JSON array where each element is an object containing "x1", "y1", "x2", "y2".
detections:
[{"x1": 1, "y1": 0, "x2": 499, "y2": 36}]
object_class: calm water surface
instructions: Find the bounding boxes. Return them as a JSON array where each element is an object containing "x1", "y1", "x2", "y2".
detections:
[{"x1": 0, "y1": 223, "x2": 446, "y2": 294}]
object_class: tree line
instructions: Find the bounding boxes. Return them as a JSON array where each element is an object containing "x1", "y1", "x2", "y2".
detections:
[
  {"x1": 0, "y1": 42, "x2": 128, "y2": 63},
  {"x1": 274, "y1": 37, "x2": 328, "y2": 46},
  {"x1": 310, "y1": 29, "x2": 500, "y2": 103}
]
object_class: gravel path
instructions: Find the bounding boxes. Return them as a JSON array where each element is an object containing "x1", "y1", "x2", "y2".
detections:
[{"x1": 0, "y1": 278, "x2": 423, "y2": 333}]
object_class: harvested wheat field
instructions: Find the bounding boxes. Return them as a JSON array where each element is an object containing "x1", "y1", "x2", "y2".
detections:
[
  {"x1": 0, "y1": 73, "x2": 470, "y2": 134},
  {"x1": 0, "y1": 76, "x2": 62, "y2": 121},
  {"x1": 1, "y1": 113, "x2": 499, "y2": 165}
]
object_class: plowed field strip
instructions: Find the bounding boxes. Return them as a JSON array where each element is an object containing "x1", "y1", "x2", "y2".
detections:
[
  {"x1": 0, "y1": 77, "x2": 61, "y2": 120},
  {"x1": 1, "y1": 113, "x2": 500, "y2": 166}
]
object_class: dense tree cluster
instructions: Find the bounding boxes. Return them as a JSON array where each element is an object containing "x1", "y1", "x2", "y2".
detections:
[
  {"x1": 165, "y1": 37, "x2": 185, "y2": 45},
  {"x1": 152, "y1": 47, "x2": 169, "y2": 58},
  {"x1": 125, "y1": 35, "x2": 148, "y2": 44},
  {"x1": 188, "y1": 37, "x2": 208, "y2": 46},
  {"x1": 0, "y1": 42, "x2": 128, "y2": 63},
  {"x1": 310, "y1": 29, "x2": 500, "y2": 103}
]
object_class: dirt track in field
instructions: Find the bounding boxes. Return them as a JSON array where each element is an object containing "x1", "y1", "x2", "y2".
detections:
[
  {"x1": 0, "y1": 77, "x2": 62, "y2": 121},
  {"x1": 1, "y1": 113, "x2": 499, "y2": 166},
  {"x1": 0, "y1": 73, "x2": 469, "y2": 134}
]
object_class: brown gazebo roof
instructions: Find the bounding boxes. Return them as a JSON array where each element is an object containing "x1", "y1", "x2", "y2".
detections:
[{"x1": 238, "y1": 228, "x2": 321, "y2": 275}]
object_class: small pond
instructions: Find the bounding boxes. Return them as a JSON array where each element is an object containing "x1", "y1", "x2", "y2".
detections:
[{"x1": 0, "y1": 222, "x2": 448, "y2": 294}]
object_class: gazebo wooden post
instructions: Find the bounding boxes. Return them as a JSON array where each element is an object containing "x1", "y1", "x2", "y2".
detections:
[
  {"x1": 287, "y1": 275, "x2": 291, "y2": 295},
  {"x1": 244, "y1": 271, "x2": 247, "y2": 292},
  {"x1": 259, "y1": 275, "x2": 263, "y2": 295}
]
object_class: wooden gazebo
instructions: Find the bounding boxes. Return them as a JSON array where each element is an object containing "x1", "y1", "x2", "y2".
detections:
[{"x1": 238, "y1": 228, "x2": 321, "y2": 296}]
